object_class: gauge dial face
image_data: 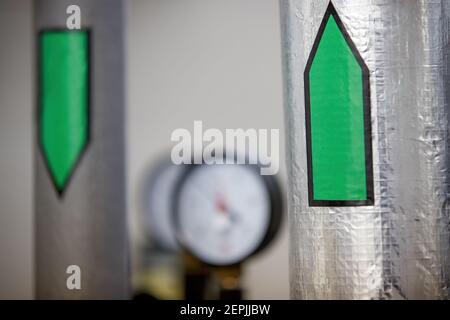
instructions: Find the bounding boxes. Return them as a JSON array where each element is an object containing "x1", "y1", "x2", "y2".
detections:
[
  {"x1": 175, "y1": 165, "x2": 271, "y2": 266},
  {"x1": 145, "y1": 162, "x2": 183, "y2": 251}
]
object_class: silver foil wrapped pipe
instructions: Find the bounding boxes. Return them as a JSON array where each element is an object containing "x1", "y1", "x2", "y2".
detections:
[
  {"x1": 280, "y1": 0, "x2": 450, "y2": 299},
  {"x1": 35, "y1": 0, "x2": 129, "y2": 299}
]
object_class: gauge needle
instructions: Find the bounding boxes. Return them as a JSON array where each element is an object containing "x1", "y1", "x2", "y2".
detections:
[
  {"x1": 215, "y1": 192, "x2": 241, "y2": 224},
  {"x1": 215, "y1": 193, "x2": 227, "y2": 214},
  {"x1": 212, "y1": 192, "x2": 233, "y2": 234},
  {"x1": 226, "y1": 206, "x2": 241, "y2": 223},
  {"x1": 189, "y1": 184, "x2": 241, "y2": 227}
]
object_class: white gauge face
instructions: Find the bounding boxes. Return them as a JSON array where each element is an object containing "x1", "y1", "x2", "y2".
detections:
[
  {"x1": 145, "y1": 163, "x2": 183, "y2": 251},
  {"x1": 176, "y1": 165, "x2": 271, "y2": 265}
]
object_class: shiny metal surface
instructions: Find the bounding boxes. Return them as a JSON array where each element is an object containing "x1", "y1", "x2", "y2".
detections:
[
  {"x1": 35, "y1": 0, "x2": 129, "y2": 299},
  {"x1": 281, "y1": 0, "x2": 450, "y2": 299}
]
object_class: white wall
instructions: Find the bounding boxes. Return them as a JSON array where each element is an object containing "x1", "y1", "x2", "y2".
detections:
[{"x1": 0, "y1": 0, "x2": 289, "y2": 299}]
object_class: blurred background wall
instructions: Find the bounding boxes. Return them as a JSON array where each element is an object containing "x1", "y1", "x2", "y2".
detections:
[{"x1": 0, "y1": 0, "x2": 288, "y2": 299}]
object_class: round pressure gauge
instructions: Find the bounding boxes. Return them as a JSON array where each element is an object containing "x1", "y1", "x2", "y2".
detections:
[
  {"x1": 142, "y1": 159, "x2": 186, "y2": 252},
  {"x1": 173, "y1": 162, "x2": 282, "y2": 266}
]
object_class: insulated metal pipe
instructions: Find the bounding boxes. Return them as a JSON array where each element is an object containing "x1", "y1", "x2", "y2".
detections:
[
  {"x1": 281, "y1": 0, "x2": 450, "y2": 299},
  {"x1": 35, "y1": 0, "x2": 128, "y2": 299}
]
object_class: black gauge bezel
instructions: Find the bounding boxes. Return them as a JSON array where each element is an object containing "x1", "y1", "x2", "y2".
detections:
[{"x1": 172, "y1": 159, "x2": 283, "y2": 267}]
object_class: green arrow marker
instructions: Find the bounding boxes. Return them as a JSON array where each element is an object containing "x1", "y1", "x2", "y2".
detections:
[
  {"x1": 39, "y1": 30, "x2": 89, "y2": 195},
  {"x1": 304, "y1": 3, "x2": 373, "y2": 206}
]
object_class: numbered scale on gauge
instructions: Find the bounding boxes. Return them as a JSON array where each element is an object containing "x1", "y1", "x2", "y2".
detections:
[{"x1": 174, "y1": 163, "x2": 282, "y2": 266}]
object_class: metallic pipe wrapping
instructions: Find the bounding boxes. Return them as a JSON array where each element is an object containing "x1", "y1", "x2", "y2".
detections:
[
  {"x1": 281, "y1": 0, "x2": 450, "y2": 299},
  {"x1": 35, "y1": 0, "x2": 129, "y2": 299}
]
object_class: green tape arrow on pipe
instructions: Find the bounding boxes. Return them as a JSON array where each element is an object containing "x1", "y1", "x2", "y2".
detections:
[
  {"x1": 304, "y1": 3, "x2": 373, "y2": 206},
  {"x1": 39, "y1": 30, "x2": 89, "y2": 195}
]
